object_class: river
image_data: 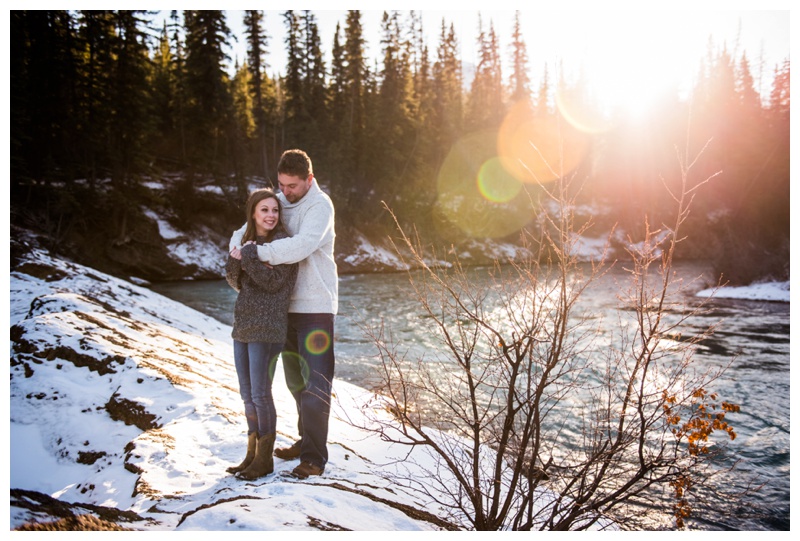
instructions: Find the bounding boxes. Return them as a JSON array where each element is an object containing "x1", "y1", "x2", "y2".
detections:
[{"x1": 150, "y1": 261, "x2": 789, "y2": 531}]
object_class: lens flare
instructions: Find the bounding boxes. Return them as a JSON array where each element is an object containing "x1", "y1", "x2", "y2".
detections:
[
  {"x1": 498, "y1": 100, "x2": 589, "y2": 184},
  {"x1": 268, "y1": 351, "x2": 281, "y2": 381},
  {"x1": 280, "y1": 351, "x2": 309, "y2": 393},
  {"x1": 435, "y1": 131, "x2": 535, "y2": 240},
  {"x1": 556, "y1": 86, "x2": 615, "y2": 134},
  {"x1": 305, "y1": 330, "x2": 331, "y2": 355},
  {"x1": 477, "y1": 157, "x2": 523, "y2": 203}
]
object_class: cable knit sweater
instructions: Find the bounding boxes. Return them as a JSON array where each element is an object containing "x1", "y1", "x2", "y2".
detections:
[
  {"x1": 225, "y1": 231, "x2": 298, "y2": 343},
  {"x1": 230, "y1": 180, "x2": 338, "y2": 315}
]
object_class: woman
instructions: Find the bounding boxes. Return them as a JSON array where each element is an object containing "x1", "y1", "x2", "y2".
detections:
[{"x1": 225, "y1": 188, "x2": 298, "y2": 480}]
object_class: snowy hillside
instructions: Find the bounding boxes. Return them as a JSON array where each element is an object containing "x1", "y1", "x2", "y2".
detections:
[{"x1": 9, "y1": 239, "x2": 459, "y2": 531}]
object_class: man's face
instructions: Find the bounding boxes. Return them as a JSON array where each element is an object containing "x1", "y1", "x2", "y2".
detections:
[{"x1": 278, "y1": 173, "x2": 313, "y2": 203}]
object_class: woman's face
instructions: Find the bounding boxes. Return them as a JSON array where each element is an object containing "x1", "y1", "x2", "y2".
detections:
[{"x1": 252, "y1": 197, "x2": 280, "y2": 236}]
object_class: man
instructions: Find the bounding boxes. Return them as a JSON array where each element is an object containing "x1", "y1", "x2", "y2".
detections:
[{"x1": 229, "y1": 149, "x2": 337, "y2": 479}]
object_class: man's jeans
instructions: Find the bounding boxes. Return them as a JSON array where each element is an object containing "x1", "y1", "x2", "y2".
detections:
[
  {"x1": 282, "y1": 313, "x2": 335, "y2": 468},
  {"x1": 233, "y1": 341, "x2": 282, "y2": 436}
]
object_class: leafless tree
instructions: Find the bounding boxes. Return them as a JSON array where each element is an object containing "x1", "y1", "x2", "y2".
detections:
[{"x1": 352, "y1": 138, "x2": 747, "y2": 530}]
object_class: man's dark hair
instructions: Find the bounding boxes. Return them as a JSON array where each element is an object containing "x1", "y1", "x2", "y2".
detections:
[{"x1": 278, "y1": 149, "x2": 313, "y2": 178}]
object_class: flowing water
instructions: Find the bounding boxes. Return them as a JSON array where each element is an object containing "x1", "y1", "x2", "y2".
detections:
[{"x1": 151, "y1": 261, "x2": 789, "y2": 530}]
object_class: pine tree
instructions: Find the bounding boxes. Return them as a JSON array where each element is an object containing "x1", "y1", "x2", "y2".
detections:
[
  {"x1": 243, "y1": 9, "x2": 272, "y2": 181},
  {"x1": 508, "y1": 11, "x2": 531, "y2": 106},
  {"x1": 230, "y1": 60, "x2": 254, "y2": 183},
  {"x1": 107, "y1": 10, "x2": 153, "y2": 184},
  {"x1": 370, "y1": 10, "x2": 415, "y2": 200},
  {"x1": 152, "y1": 21, "x2": 175, "y2": 154},
  {"x1": 535, "y1": 64, "x2": 551, "y2": 116},
  {"x1": 76, "y1": 10, "x2": 117, "y2": 183},
  {"x1": 431, "y1": 20, "x2": 463, "y2": 163},
  {"x1": 168, "y1": 10, "x2": 188, "y2": 163},
  {"x1": 465, "y1": 16, "x2": 503, "y2": 132},
  {"x1": 405, "y1": 10, "x2": 437, "y2": 192},
  {"x1": 281, "y1": 10, "x2": 304, "y2": 148},
  {"x1": 327, "y1": 21, "x2": 348, "y2": 171},
  {"x1": 301, "y1": 10, "x2": 327, "y2": 155},
  {"x1": 11, "y1": 10, "x2": 79, "y2": 185},
  {"x1": 768, "y1": 60, "x2": 790, "y2": 124},
  {"x1": 342, "y1": 10, "x2": 368, "y2": 192},
  {"x1": 183, "y1": 10, "x2": 233, "y2": 172}
]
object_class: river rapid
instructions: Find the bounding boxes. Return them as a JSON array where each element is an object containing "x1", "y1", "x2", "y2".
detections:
[{"x1": 151, "y1": 261, "x2": 789, "y2": 531}]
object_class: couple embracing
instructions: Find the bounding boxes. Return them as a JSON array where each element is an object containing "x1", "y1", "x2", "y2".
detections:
[{"x1": 224, "y1": 149, "x2": 337, "y2": 481}]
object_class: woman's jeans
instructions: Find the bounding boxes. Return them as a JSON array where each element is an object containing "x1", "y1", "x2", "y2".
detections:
[
  {"x1": 282, "y1": 313, "x2": 335, "y2": 468},
  {"x1": 234, "y1": 340, "x2": 282, "y2": 436}
]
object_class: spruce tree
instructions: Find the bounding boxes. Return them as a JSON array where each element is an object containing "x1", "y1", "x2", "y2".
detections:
[
  {"x1": 301, "y1": 10, "x2": 327, "y2": 156},
  {"x1": 183, "y1": 10, "x2": 233, "y2": 172},
  {"x1": 243, "y1": 9, "x2": 272, "y2": 181},
  {"x1": 282, "y1": 10, "x2": 304, "y2": 148},
  {"x1": 508, "y1": 11, "x2": 531, "y2": 106},
  {"x1": 342, "y1": 10, "x2": 368, "y2": 194},
  {"x1": 107, "y1": 10, "x2": 153, "y2": 185},
  {"x1": 11, "y1": 10, "x2": 79, "y2": 185},
  {"x1": 76, "y1": 10, "x2": 117, "y2": 184},
  {"x1": 432, "y1": 20, "x2": 463, "y2": 163}
]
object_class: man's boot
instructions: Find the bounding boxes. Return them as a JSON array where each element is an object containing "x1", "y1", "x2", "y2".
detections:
[
  {"x1": 226, "y1": 432, "x2": 257, "y2": 474},
  {"x1": 274, "y1": 439, "x2": 302, "y2": 460},
  {"x1": 237, "y1": 433, "x2": 275, "y2": 480}
]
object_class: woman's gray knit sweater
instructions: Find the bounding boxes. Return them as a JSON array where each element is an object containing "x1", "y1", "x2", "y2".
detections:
[{"x1": 225, "y1": 231, "x2": 298, "y2": 343}]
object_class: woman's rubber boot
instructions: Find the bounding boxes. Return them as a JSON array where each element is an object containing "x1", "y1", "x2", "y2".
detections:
[
  {"x1": 226, "y1": 432, "x2": 257, "y2": 474},
  {"x1": 237, "y1": 433, "x2": 275, "y2": 480}
]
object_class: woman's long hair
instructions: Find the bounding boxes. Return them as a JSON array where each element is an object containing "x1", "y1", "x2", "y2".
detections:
[{"x1": 242, "y1": 188, "x2": 286, "y2": 244}]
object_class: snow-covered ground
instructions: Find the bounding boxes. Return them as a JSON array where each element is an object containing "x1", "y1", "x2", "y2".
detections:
[
  {"x1": 9, "y1": 245, "x2": 460, "y2": 532},
  {"x1": 696, "y1": 280, "x2": 790, "y2": 303}
]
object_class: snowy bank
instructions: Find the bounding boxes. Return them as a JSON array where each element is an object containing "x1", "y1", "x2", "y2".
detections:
[
  {"x1": 696, "y1": 281, "x2": 790, "y2": 303},
  {"x1": 9, "y1": 243, "x2": 462, "y2": 531}
]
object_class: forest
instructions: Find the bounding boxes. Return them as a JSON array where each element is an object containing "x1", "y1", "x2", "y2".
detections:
[{"x1": 9, "y1": 10, "x2": 790, "y2": 284}]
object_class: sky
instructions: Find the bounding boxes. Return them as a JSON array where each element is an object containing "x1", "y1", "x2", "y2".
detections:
[{"x1": 192, "y1": 2, "x2": 790, "y2": 91}]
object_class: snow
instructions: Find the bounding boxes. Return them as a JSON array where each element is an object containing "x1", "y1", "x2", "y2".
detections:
[
  {"x1": 569, "y1": 234, "x2": 608, "y2": 261},
  {"x1": 343, "y1": 232, "x2": 410, "y2": 270},
  {"x1": 697, "y1": 280, "x2": 790, "y2": 302},
  {"x1": 141, "y1": 207, "x2": 226, "y2": 278}
]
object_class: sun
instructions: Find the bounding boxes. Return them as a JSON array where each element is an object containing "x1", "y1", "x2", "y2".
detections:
[{"x1": 529, "y1": 11, "x2": 703, "y2": 131}]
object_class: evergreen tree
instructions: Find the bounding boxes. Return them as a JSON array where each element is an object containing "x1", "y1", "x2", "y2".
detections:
[
  {"x1": 107, "y1": 10, "x2": 153, "y2": 184},
  {"x1": 76, "y1": 10, "x2": 117, "y2": 183},
  {"x1": 465, "y1": 16, "x2": 503, "y2": 132},
  {"x1": 168, "y1": 10, "x2": 189, "y2": 163},
  {"x1": 342, "y1": 10, "x2": 368, "y2": 193},
  {"x1": 508, "y1": 11, "x2": 531, "y2": 106},
  {"x1": 230, "y1": 60, "x2": 254, "y2": 183},
  {"x1": 243, "y1": 10, "x2": 273, "y2": 181},
  {"x1": 535, "y1": 64, "x2": 551, "y2": 116},
  {"x1": 301, "y1": 10, "x2": 327, "y2": 155},
  {"x1": 768, "y1": 60, "x2": 790, "y2": 124},
  {"x1": 11, "y1": 10, "x2": 79, "y2": 185},
  {"x1": 406, "y1": 10, "x2": 437, "y2": 190},
  {"x1": 151, "y1": 21, "x2": 176, "y2": 157},
  {"x1": 282, "y1": 10, "x2": 304, "y2": 147},
  {"x1": 370, "y1": 11, "x2": 415, "y2": 199},
  {"x1": 431, "y1": 20, "x2": 463, "y2": 163},
  {"x1": 327, "y1": 21, "x2": 348, "y2": 177},
  {"x1": 183, "y1": 10, "x2": 233, "y2": 172}
]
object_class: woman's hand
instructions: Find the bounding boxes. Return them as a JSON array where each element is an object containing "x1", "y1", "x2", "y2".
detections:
[{"x1": 230, "y1": 247, "x2": 242, "y2": 260}]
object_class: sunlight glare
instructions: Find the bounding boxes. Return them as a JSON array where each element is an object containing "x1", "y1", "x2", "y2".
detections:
[{"x1": 541, "y1": 11, "x2": 695, "y2": 126}]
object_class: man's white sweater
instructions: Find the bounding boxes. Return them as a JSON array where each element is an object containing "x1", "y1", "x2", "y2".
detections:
[{"x1": 230, "y1": 181, "x2": 338, "y2": 315}]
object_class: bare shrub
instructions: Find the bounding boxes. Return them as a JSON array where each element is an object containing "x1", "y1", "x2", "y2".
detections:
[{"x1": 353, "y1": 141, "x2": 746, "y2": 530}]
